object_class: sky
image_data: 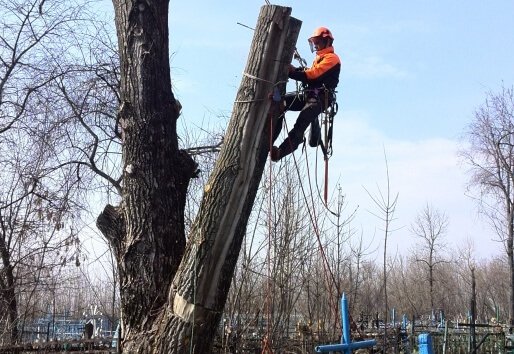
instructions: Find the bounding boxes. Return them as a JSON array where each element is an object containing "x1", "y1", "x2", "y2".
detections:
[{"x1": 95, "y1": 1, "x2": 514, "y2": 261}]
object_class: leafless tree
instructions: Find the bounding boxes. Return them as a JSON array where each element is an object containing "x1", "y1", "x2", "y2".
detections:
[
  {"x1": 0, "y1": 137, "x2": 82, "y2": 343},
  {"x1": 365, "y1": 150, "x2": 399, "y2": 353},
  {"x1": 0, "y1": 0, "x2": 110, "y2": 344},
  {"x1": 352, "y1": 260, "x2": 382, "y2": 322},
  {"x1": 461, "y1": 85, "x2": 514, "y2": 326},
  {"x1": 410, "y1": 204, "x2": 449, "y2": 315},
  {"x1": 348, "y1": 228, "x2": 373, "y2": 313},
  {"x1": 0, "y1": 0, "x2": 81, "y2": 134},
  {"x1": 388, "y1": 255, "x2": 422, "y2": 317}
]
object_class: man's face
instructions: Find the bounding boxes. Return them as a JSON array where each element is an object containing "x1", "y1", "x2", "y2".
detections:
[{"x1": 309, "y1": 36, "x2": 327, "y2": 52}]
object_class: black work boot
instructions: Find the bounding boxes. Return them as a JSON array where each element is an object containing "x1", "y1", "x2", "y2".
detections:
[
  {"x1": 270, "y1": 146, "x2": 281, "y2": 162},
  {"x1": 308, "y1": 117, "x2": 321, "y2": 147},
  {"x1": 276, "y1": 137, "x2": 296, "y2": 160}
]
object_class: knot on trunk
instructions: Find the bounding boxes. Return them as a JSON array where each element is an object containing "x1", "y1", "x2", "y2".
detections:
[{"x1": 97, "y1": 204, "x2": 125, "y2": 254}]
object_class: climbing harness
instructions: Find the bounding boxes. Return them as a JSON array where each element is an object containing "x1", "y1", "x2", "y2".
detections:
[
  {"x1": 294, "y1": 80, "x2": 339, "y2": 206},
  {"x1": 320, "y1": 88, "x2": 338, "y2": 159},
  {"x1": 319, "y1": 88, "x2": 338, "y2": 205},
  {"x1": 290, "y1": 49, "x2": 339, "y2": 168}
]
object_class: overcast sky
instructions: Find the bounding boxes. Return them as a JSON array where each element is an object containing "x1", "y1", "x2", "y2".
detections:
[{"x1": 95, "y1": 1, "x2": 514, "y2": 261}]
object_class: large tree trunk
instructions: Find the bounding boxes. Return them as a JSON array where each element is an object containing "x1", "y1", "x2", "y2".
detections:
[
  {"x1": 6, "y1": 268, "x2": 18, "y2": 343},
  {"x1": 0, "y1": 235, "x2": 19, "y2": 343},
  {"x1": 97, "y1": 0, "x2": 196, "y2": 349},
  {"x1": 0, "y1": 262, "x2": 19, "y2": 343},
  {"x1": 98, "y1": 2, "x2": 301, "y2": 352}
]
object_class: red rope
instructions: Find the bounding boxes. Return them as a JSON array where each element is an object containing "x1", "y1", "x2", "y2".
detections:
[
  {"x1": 261, "y1": 335, "x2": 274, "y2": 354},
  {"x1": 264, "y1": 100, "x2": 274, "y2": 353},
  {"x1": 324, "y1": 157, "x2": 329, "y2": 205},
  {"x1": 302, "y1": 143, "x2": 339, "y2": 314},
  {"x1": 323, "y1": 102, "x2": 329, "y2": 206}
]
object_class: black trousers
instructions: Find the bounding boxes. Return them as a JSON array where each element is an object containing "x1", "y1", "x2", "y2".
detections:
[{"x1": 273, "y1": 92, "x2": 326, "y2": 157}]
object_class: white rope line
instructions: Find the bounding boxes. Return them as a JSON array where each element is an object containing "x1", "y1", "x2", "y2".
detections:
[
  {"x1": 234, "y1": 98, "x2": 266, "y2": 103},
  {"x1": 234, "y1": 73, "x2": 287, "y2": 103},
  {"x1": 242, "y1": 71, "x2": 276, "y2": 85}
]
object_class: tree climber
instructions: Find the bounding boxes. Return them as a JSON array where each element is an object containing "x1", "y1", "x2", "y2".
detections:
[{"x1": 270, "y1": 26, "x2": 341, "y2": 162}]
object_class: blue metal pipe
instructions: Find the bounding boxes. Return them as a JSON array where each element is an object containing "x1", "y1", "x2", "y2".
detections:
[
  {"x1": 341, "y1": 293, "x2": 350, "y2": 345},
  {"x1": 316, "y1": 339, "x2": 377, "y2": 353},
  {"x1": 315, "y1": 293, "x2": 376, "y2": 354}
]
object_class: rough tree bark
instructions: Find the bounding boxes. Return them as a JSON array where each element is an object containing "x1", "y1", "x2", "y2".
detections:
[
  {"x1": 97, "y1": 0, "x2": 196, "y2": 349},
  {"x1": 0, "y1": 256, "x2": 18, "y2": 342},
  {"x1": 97, "y1": 2, "x2": 301, "y2": 353}
]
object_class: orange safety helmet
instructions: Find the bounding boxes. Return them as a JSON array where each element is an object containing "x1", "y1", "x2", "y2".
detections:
[
  {"x1": 308, "y1": 27, "x2": 334, "y2": 52},
  {"x1": 309, "y1": 27, "x2": 334, "y2": 41}
]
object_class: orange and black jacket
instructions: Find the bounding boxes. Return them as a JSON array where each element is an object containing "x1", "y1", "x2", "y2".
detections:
[{"x1": 288, "y1": 46, "x2": 341, "y2": 90}]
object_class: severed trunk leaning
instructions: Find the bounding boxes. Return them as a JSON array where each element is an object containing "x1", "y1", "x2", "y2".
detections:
[{"x1": 152, "y1": 6, "x2": 301, "y2": 353}]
